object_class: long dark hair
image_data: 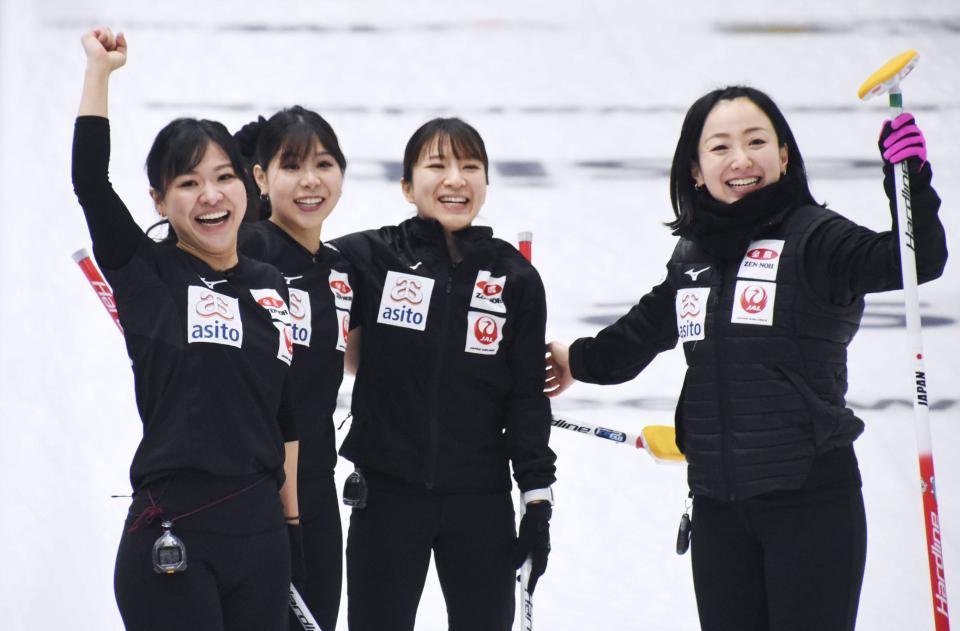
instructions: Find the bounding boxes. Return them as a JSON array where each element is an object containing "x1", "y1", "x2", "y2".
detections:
[
  {"x1": 667, "y1": 86, "x2": 818, "y2": 232},
  {"x1": 145, "y1": 118, "x2": 246, "y2": 242},
  {"x1": 403, "y1": 117, "x2": 489, "y2": 184}
]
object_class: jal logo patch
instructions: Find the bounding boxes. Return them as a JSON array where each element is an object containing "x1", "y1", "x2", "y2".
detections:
[
  {"x1": 377, "y1": 271, "x2": 435, "y2": 331},
  {"x1": 288, "y1": 288, "x2": 312, "y2": 347},
  {"x1": 335, "y1": 309, "x2": 350, "y2": 352},
  {"x1": 731, "y1": 280, "x2": 776, "y2": 326},
  {"x1": 676, "y1": 286, "x2": 710, "y2": 343},
  {"x1": 737, "y1": 239, "x2": 785, "y2": 281},
  {"x1": 250, "y1": 288, "x2": 293, "y2": 365},
  {"x1": 328, "y1": 270, "x2": 353, "y2": 311},
  {"x1": 188, "y1": 286, "x2": 243, "y2": 348},
  {"x1": 469, "y1": 271, "x2": 507, "y2": 314},
  {"x1": 465, "y1": 311, "x2": 506, "y2": 355}
]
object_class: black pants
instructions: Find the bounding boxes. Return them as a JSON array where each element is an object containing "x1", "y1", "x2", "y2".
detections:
[
  {"x1": 114, "y1": 474, "x2": 291, "y2": 631},
  {"x1": 691, "y1": 484, "x2": 867, "y2": 631},
  {"x1": 291, "y1": 474, "x2": 342, "y2": 631},
  {"x1": 346, "y1": 486, "x2": 516, "y2": 631}
]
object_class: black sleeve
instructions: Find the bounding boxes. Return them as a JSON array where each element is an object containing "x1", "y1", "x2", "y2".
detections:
[
  {"x1": 71, "y1": 116, "x2": 148, "y2": 270},
  {"x1": 569, "y1": 276, "x2": 678, "y2": 385},
  {"x1": 505, "y1": 266, "x2": 557, "y2": 492},
  {"x1": 804, "y1": 161, "x2": 947, "y2": 305},
  {"x1": 326, "y1": 235, "x2": 369, "y2": 330}
]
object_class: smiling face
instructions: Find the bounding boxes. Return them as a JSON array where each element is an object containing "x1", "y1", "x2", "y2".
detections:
[
  {"x1": 691, "y1": 97, "x2": 788, "y2": 204},
  {"x1": 153, "y1": 141, "x2": 246, "y2": 269},
  {"x1": 254, "y1": 137, "x2": 343, "y2": 252},
  {"x1": 402, "y1": 134, "x2": 487, "y2": 233}
]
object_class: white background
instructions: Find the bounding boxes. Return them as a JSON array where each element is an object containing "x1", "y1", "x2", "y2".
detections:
[{"x1": 1, "y1": 1, "x2": 958, "y2": 629}]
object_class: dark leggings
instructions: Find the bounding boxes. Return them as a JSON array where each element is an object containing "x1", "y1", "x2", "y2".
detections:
[
  {"x1": 346, "y1": 486, "x2": 517, "y2": 631},
  {"x1": 291, "y1": 475, "x2": 342, "y2": 631},
  {"x1": 691, "y1": 484, "x2": 867, "y2": 631},
  {"x1": 114, "y1": 475, "x2": 291, "y2": 631}
]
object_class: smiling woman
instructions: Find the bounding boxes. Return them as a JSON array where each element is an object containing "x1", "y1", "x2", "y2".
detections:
[
  {"x1": 231, "y1": 105, "x2": 352, "y2": 631},
  {"x1": 544, "y1": 85, "x2": 947, "y2": 631},
  {"x1": 329, "y1": 117, "x2": 557, "y2": 631},
  {"x1": 71, "y1": 27, "x2": 303, "y2": 631},
  {"x1": 144, "y1": 120, "x2": 248, "y2": 269}
]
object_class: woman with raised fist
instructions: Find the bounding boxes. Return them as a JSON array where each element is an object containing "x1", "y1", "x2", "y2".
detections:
[{"x1": 72, "y1": 28, "x2": 300, "y2": 631}]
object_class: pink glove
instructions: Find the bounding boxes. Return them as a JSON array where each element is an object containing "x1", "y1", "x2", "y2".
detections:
[{"x1": 879, "y1": 112, "x2": 926, "y2": 167}]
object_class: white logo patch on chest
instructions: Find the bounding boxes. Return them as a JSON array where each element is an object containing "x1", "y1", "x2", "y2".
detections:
[
  {"x1": 731, "y1": 280, "x2": 777, "y2": 326},
  {"x1": 676, "y1": 287, "x2": 710, "y2": 343},
  {"x1": 470, "y1": 271, "x2": 507, "y2": 314},
  {"x1": 287, "y1": 288, "x2": 312, "y2": 347},
  {"x1": 250, "y1": 288, "x2": 293, "y2": 365},
  {"x1": 328, "y1": 270, "x2": 354, "y2": 311},
  {"x1": 335, "y1": 310, "x2": 350, "y2": 352},
  {"x1": 188, "y1": 286, "x2": 243, "y2": 348},
  {"x1": 738, "y1": 239, "x2": 785, "y2": 281},
  {"x1": 377, "y1": 271, "x2": 435, "y2": 331},
  {"x1": 465, "y1": 311, "x2": 506, "y2": 355}
]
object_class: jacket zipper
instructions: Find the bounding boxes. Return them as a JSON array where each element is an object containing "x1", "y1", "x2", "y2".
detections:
[
  {"x1": 424, "y1": 261, "x2": 457, "y2": 490},
  {"x1": 714, "y1": 264, "x2": 736, "y2": 501}
]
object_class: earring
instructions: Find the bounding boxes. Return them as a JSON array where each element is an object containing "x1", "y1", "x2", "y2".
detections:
[
  {"x1": 260, "y1": 193, "x2": 269, "y2": 202},
  {"x1": 694, "y1": 182, "x2": 703, "y2": 191}
]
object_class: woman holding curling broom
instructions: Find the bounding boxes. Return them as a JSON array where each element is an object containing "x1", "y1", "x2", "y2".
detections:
[{"x1": 546, "y1": 86, "x2": 946, "y2": 631}]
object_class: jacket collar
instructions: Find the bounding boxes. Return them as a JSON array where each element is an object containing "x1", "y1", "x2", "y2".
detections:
[{"x1": 402, "y1": 216, "x2": 493, "y2": 250}]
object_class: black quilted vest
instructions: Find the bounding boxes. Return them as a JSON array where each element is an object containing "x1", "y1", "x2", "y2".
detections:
[{"x1": 669, "y1": 205, "x2": 866, "y2": 501}]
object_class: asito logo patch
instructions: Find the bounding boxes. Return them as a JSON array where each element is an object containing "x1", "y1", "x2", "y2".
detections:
[
  {"x1": 465, "y1": 311, "x2": 507, "y2": 355},
  {"x1": 288, "y1": 288, "x2": 312, "y2": 347},
  {"x1": 731, "y1": 280, "x2": 776, "y2": 326},
  {"x1": 377, "y1": 271, "x2": 435, "y2": 332},
  {"x1": 737, "y1": 239, "x2": 785, "y2": 281},
  {"x1": 250, "y1": 288, "x2": 293, "y2": 365},
  {"x1": 469, "y1": 271, "x2": 507, "y2": 314},
  {"x1": 328, "y1": 270, "x2": 353, "y2": 311},
  {"x1": 675, "y1": 286, "x2": 710, "y2": 343},
  {"x1": 188, "y1": 286, "x2": 243, "y2": 348}
]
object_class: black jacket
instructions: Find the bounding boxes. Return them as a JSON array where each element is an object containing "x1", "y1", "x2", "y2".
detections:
[
  {"x1": 571, "y1": 164, "x2": 946, "y2": 501},
  {"x1": 239, "y1": 221, "x2": 354, "y2": 478},
  {"x1": 331, "y1": 217, "x2": 556, "y2": 493},
  {"x1": 72, "y1": 117, "x2": 296, "y2": 491}
]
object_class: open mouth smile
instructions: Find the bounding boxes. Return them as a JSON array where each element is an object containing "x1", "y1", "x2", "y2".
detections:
[{"x1": 195, "y1": 210, "x2": 230, "y2": 226}]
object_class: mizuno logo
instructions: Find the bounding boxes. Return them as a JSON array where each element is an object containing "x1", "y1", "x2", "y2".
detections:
[
  {"x1": 684, "y1": 267, "x2": 710, "y2": 281},
  {"x1": 409, "y1": 261, "x2": 424, "y2": 270},
  {"x1": 284, "y1": 275, "x2": 304, "y2": 285},
  {"x1": 199, "y1": 276, "x2": 227, "y2": 289}
]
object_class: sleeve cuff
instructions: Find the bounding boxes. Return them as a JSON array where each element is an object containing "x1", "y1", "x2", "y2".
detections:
[{"x1": 522, "y1": 487, "x2": 555, "y2": 506}]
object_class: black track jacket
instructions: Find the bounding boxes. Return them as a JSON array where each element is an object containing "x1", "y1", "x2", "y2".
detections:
[{"x1": 331, "y1": 217, "x2": 556, "y2": 493}]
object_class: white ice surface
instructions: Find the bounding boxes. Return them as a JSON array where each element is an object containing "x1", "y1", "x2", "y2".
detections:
[{"x1": 1, "y1": 1, "x2": 959, "y2": 629}]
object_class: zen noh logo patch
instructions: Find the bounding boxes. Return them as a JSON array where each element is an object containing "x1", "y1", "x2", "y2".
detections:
[
  {"x1": 470, "y1": 271, "x2": 507, "y2": 314},
  {"x1": 328, "y1": 270, "x2": 353, "y2": 311},
  {"x1": 188, "y1": 286, "x2": 243, "y2": 348},
  {"x1": 676, "y1": 286, "x2": 710, "y2": 343},
  {"x1": 250, "y1": 288, "x2": 293, "y2": 365},
  {"x1": 465, "y1": 311, "x2": 506, "y2": 355},
  {"x1": 738, "y1": 239, "x2": 785, "y2": 281},
  {"x1": 377, "y1": 271, "x2": 435, "y2": 331}
]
